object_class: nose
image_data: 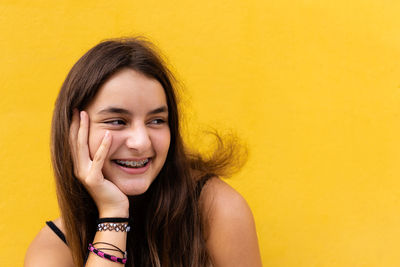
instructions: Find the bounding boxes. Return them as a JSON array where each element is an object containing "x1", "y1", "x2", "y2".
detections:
[{"x1": 125, "y1": 124, "x2": 152, "y2": 153}]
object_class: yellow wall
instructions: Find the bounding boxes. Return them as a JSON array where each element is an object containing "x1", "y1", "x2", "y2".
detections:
[{"x1": 1, "y1": 0, "x2": 400, "y2": 266}]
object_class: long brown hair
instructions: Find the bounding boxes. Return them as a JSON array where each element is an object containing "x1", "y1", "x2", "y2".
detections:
[{"x1": 51, "y1": 37, "x2": 245, "y2": 266}]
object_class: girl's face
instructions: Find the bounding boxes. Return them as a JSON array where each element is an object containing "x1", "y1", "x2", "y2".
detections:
[{"x1": 85, "y1": 68, "x2": 170, "y2": 196}]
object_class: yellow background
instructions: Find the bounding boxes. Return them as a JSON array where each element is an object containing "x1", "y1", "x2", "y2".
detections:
[{"x1": 1, "y1": 0, "x2": 400, "y2": 266}]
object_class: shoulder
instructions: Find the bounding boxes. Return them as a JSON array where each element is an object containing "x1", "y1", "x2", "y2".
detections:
[
  {"x1": 200, "y1": 177, "x2": 263, "y2": 267},
  {"x1": 25, "y1": 218, "x2": 74, "y2": 267}
]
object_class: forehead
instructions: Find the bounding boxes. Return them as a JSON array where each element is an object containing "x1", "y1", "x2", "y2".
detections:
[{"x1": 87, "y1": 68, "x2": 167, "y2": 112}]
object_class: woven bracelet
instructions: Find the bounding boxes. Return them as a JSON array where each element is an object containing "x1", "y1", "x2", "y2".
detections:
[
  {"x1": 88, "y1": 243, "x2": 127, "y2": 264},
  {"x1": 97, "y1": 222, "x2": 131, "y2": 232},
  {"x1": 93, "y1": 241, "x2": 126, "y2": 257}
]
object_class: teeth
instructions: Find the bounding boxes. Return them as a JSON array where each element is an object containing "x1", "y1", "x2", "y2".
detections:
[{"x1": 116, "y1": 159, "x2": 149, "y2": 168}]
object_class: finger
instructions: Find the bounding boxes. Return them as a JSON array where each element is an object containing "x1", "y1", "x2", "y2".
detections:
[
  {"x1": 89, "y1": 131, "x2": 112, "y2": 180},
  {"x1": 77, "y1": 111, "x2": 91, "y2": 166},
  {"x1": 69, "y1": 109, "x2": 80, "y2": 166},
  {"x1": 69, "y1": 109, "x2": 79, "y2": 148}
]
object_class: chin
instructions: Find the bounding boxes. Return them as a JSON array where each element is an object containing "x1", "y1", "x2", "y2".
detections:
[{"x1": 116, "y1": 177, "x2": 154, "y2": 196}]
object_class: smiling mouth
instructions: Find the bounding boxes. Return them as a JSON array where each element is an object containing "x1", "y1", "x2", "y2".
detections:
[{"x1": 113, "y1": 158, "x2": 150, "y2": 168}]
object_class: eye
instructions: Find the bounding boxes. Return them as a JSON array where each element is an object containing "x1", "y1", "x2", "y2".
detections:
[
  {"x1": 104, "y1": 119, "x2": 126, "y2": 125},
  {"x1": 149, "y1": 118, "x2": 166, "y2": 125}
]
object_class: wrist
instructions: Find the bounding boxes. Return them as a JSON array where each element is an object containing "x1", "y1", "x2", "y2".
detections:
[
  {"x1": 99, "y1": 211, "x2": 129, "y2": 218},
  {"x1": 99, "y1": 205, "x2": 129, "y2": 218}
]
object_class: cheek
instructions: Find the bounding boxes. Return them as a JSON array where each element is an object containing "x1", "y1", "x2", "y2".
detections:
[
  {"x1": 88, "y1": 127, "x2": 122, "y2": 160},
  {"x1": 152, "y1": 129, "x2": 171, "y2": 157},
  {"x1": 88, "y1": 129, "x2": 124, "y2": 160}
]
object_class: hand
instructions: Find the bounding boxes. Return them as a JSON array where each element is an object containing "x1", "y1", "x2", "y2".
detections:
[{"x1": 69, "y1": 110, "x2": 129, "y2": 217}]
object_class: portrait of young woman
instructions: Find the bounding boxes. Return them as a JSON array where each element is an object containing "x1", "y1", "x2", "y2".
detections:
[{"x1": 24, "y1": 37, "x2": 262, "y2": 267}]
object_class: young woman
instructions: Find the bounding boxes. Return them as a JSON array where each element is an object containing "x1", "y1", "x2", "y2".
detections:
[{"x1": 25, "y1": 37, "x2": 262, "y2": 267}]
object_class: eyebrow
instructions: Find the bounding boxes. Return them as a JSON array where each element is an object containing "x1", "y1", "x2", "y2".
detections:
[{"x1": 97, "y1": 106, "x2": 168, "y2": 116}]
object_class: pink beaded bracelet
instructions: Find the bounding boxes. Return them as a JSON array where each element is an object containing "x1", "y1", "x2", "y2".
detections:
[{"x1": 88, "y1": 243, "x2": 127, "y2": 264}]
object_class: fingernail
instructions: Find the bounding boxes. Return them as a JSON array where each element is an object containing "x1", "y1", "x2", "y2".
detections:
[
  {"x1": 105, "y1": 130, "x2": 110, "y2": 138},
  {"x1": 80, "y1": 111, "x2": 84, "y2": 120}
]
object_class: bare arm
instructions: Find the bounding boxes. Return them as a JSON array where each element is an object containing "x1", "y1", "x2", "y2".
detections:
[
  {"x1": 25, "y1": 219, "x2": 74, "y2": 267},
  {"x1": 201, "y1": 178, "x2": 263, "y2": 267},
  {"x1": 73, "y1": 111, "x2": 129, "y2": 266}
]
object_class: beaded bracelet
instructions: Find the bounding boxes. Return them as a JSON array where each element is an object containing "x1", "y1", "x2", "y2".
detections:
[{"x1": 88, "y1": 243, "x2": 127, "y2": 264}]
